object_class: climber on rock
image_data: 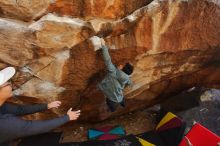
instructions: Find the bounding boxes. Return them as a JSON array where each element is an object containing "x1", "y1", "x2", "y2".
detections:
[
  {"x1": 0, "y1": 67, "x2": 81, "y2": 146},
  {"x1": 91, "y1": 36, "x2": 134, "y2": 112}
]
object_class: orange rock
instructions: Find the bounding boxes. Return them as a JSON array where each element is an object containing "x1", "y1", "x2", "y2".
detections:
[
  {"x1": 0, "y1": 0, "x2": 52, "y2": 21},
  {"x1": 0, "y1": 0, "x2": 219, "y2": 122},
  {"x1": 48, "y1": 0, "x2": 152, "y2": 20}
]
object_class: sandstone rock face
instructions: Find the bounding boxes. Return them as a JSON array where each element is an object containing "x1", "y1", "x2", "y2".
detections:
[
  {"x1": 0, "y1": 0, "x2": 53, "y2": 21},
  {"x1": 48, "y1": 0, "x2": 152, "y2": 20},
  {"x1": 0, "y1": 19, "x2": 39, "y2": 67},
  {"x1": 30, "y1": 13, "x2": 95, "y2": 53},
  {"x1": 0, "y1": 0, "x2": 220, "y2": 122}
]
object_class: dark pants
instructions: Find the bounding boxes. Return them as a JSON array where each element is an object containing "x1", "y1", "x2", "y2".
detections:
[{"x1": 106, "y1": 98, "x2": 125, "y2": 112}]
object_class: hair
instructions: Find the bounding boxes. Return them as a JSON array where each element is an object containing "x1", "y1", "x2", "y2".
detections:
[{"x1": 122, "y1": 63, "x2": 134, "y2": 75}]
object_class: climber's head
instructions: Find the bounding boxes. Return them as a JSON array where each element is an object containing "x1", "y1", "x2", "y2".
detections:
[
  {"x1": 0, "y1": 67, "x2": 15, "y2": 105},
  {"x1": 118, "y1": 62, "x2": 134, "y2": 75}
]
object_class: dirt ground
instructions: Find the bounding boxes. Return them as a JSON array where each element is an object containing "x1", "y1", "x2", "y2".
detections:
[
  {"x1": 58, "y1": 109, "x2": 157, "y2": 142},
  {"x1": 54, "y1": 87, "x2": 220, "y2": 143}
]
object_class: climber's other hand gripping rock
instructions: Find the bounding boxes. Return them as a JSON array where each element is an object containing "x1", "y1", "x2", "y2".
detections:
[
  {"x1": 90, "y1": 36, "x2": 102, "y2": 51},
  {"x1": 100, "y1": 38, "x2": 106, "y2": 47}
]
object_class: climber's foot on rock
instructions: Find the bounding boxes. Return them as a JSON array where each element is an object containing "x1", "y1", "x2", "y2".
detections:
[{"x1": 120, "y1": 98, "x2": 126, "y2": 108}]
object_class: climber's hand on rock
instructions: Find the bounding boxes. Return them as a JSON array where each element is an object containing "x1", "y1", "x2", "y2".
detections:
[
  {"x1": 100, "y1": 38, "x2": 105, "y2": 46},
  {"x1": 48, "y1": 101, "x2": 62, "y2": 109},
  {"x1": 90, "y1": 36, "x2": 102, "y2": 51},
  {"x1": 67, "y1": 108, "x2": 81, "y2": 121}
]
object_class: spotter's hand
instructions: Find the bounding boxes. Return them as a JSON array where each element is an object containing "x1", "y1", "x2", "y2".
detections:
[
  {"x1": 67, "y1": 108, "x2": 81, "y2": 121},
  {"x1": 48, "y1": 101, "x2": 62, "y2": 109}
]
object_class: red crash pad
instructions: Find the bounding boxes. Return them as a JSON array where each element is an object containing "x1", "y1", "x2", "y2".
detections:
[{"x1": 179, "y1": 123, "x2": 220, "y2": 146}]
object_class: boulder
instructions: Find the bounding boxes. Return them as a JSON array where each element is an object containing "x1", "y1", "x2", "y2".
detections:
[
  {"x1": 49, "y1": 0, "x2": 152, "y2": 19},
  {"x1": 0, "y1": 18, "x2": 40, "y2": 67},
  {"x1": 0, "y1": 0, "x2": 219, "y2": 122},
  {"x1": 29, "y1": 13, "x2": 95, "y2": 53},
  {"x1": 0, "y1": 0, "x2": 53, "y2": 21}
]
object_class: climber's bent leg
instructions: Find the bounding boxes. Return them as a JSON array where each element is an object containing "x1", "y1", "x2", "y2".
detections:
[{"x1": 106, "y1": 98, "x2": 117, "y2": 112}]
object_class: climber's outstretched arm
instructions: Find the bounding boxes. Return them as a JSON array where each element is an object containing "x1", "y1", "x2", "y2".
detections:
[
  {"x1": 101, "y1": 45, "x2": 117, "y2": 73},
  {"x1": 90, "y1": 36, "x2": 117, "y2": 73},
  {"x1": 100, "y1": 38, "x2": 117, "y2": 73}
]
